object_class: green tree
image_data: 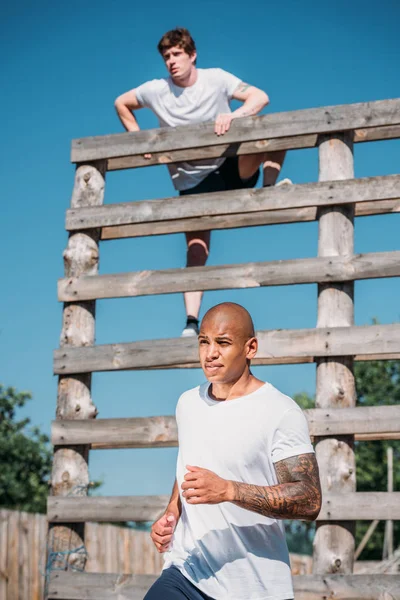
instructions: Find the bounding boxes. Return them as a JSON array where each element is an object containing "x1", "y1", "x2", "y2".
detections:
[
  {"x1": 0, "y1": 385, "x2": 52, "y2": 513},
  {"x1": 289, "y1": 361, "x2": 400, "y2": 559}
]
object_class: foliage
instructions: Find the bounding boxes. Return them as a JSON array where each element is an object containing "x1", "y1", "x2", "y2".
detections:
[
  {"x1": 287, "y1": 361, "x2": 400, "y2": 559},
  {"x1": 0, "y1": 385, "x2": 52, "y2": 513},
  {"x1": 0, "y1": 384, "x2": 102, "y2": 514}
]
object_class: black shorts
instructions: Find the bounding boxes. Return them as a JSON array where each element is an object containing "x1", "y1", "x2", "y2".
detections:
[
  {"x1": 179, "y1": 156, "x2": 259, "y2": 196},
  {"x1": 144, "y1": 566, "x2": 214, "y2": 600}
]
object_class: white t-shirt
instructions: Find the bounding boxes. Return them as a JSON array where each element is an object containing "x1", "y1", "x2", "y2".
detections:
[
  {"x1": 135, "y1": 68, "x2": 241, "y2": 191},
  {"x1": 163, "y1": 381, "x2": 315, "y2": 600}
]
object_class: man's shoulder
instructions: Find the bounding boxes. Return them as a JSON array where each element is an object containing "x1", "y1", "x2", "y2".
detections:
[
  {"x1": 259, "y1": 382, "x2": 301, "y2": 414},
  {"x1": 136, "y1": 77, "x2": 169, "y2": 93},
  {"x1": 178, "y1": 383, "x2": 205, "y2": 402}
]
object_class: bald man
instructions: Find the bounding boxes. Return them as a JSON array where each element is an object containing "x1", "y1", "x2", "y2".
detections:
[{"x1": 145, "y1": 303, "x2": 321, "y2": 600}]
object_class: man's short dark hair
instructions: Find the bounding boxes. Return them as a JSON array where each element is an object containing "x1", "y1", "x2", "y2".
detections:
[{"x1": 157, "y1": 28, "x2": 196, "y2": 59}]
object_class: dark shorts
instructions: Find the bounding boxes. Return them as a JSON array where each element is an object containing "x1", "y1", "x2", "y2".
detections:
[
  {"x1": 144, "y1": 566, "x2": 214, "y2": 600},
  {"x1": 179, "y1": 156, "x2": 259, "y2": 196}
]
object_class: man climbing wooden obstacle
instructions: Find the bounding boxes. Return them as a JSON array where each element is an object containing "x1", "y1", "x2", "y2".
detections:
[
  {"x1": 144, "y1": 302, "x2": 321, "y2": 600},
  {"x1": 115, "y1": 28, "x2": 290, "y2": 337}
]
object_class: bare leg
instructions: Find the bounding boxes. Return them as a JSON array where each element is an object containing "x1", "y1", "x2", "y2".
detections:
[
  {"x1": 238, "y1": 150, "x2": 287, "y2": 185},
  {"x1": 184, "y1": 231, "x2": 211, "y2": 319}
]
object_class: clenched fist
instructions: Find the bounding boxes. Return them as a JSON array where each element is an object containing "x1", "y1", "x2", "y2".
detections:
[
  {"x1": 181, "y1": 465, "x2": 233, "y2": 505},
  {"x1": 150, "y1": 511, "x2": 177, "y2": 553}
]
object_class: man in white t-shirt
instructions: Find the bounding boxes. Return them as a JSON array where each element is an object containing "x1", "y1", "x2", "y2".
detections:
[
  {"x1": 115, "y1": 29, "x2": 290, "y2": 337},
  {"x1": 144, "y1": 302, "x2": 322, "y2": 600}
]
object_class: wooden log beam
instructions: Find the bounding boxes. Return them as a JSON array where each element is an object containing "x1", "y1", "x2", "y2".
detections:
[
  {"x1": 100, "y1": 198, "x2": 400, "y2": 240},
  {"x1": 47, "y1": 572, "x2": 400, "y2": 600},
  {"x1": 65, "y1": 174, "x2": 400, "y2": 232},
  {"x1": 50, "y1": 405, "x2": 400, "y2": 448},
  {"x1": 47, "y1": 492, "x2": 400, "y2": 523},
  {"x1": 105, "y1": 125, "x2": 400, "y2": 171},
  {"x1": 313, "y1": 132, "x2": 356, "y2": 575},
  {"x1": 71, "y1": 99, "x2": 400, "y2": 164},
  {"x1": 53, "y1": 323, "x2": 400, "y2": 374},
  {"x1": 58, "y1": 250, "x2": 400, "y2": 302},
  {"x1": 47, "y1": 161, "x2": 106, "y2": 579},
  {"x1": 48, "y1": 495, "x2": 170, "y2": 523}
]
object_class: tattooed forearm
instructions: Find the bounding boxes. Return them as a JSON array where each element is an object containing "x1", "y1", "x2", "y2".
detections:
[{"x1": 229, "y1": 453, "x2": 321, "y2": 521}]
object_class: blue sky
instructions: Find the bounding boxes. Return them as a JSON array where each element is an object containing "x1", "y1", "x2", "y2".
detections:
[{"x1": 1, "y1": 0, "x2": 399, "y2": 497}]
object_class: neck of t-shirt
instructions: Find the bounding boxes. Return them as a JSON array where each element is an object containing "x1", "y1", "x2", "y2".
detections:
[{"x1": 207, "y1": 381, "x2": 267, "y2": 404}]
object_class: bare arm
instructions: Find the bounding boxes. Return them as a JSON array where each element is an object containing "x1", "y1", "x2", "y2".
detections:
[
  {"x1": 231, "y1": 82, "x2": 269, "y2": 118},
  {"x1": 182, "y1": 454, "x2": 321, "y2": 521},
  {"x1": 166, "y1": 478, "x2": 182, "y2": 520},
  {"x1": 229, "y1": 453, "x2": 322, "y2": 521},
  {"x1": 150, "y1": 479, "x2": 182, "y2": 553},
  {"x1": 114, "y1": 89, "x2": 143, "y2": 132},
  {"x1": 214, "y1": 82, "x2": 269, "y2": 135}
]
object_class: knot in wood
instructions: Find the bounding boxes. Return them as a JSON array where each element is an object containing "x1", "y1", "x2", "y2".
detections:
[
  {"x1": 62, "y1": 471, "x2": 70, "y2": 483},
  {"x1": 334, "y1": 557, "x2": 341, "y2": 570},
  {"x1": 83, "y1": 172, "x2": 91, "y2": 183}
]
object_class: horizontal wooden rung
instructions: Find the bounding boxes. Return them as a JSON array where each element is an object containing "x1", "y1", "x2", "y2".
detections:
[
  {"x1": 48, "y1": 572, "x2": 400, "y2": 600},
  {"x1": 53, "y1": 323, "x2": 400, "y2": 374},
  {"x1": 58, "y1": 251, "x2": 400, "y2": 302},
  {"x1": 100, "y1": 198, "x2": 400, "y2": 240},
  {"x1": 71, "y1": 98, "x2": 400, "y2": 164},
  {"x1": 47, "y1": 492, "x2": 400, "y2": 523},
  {"x1": 66, "y1": 174, "x2": 400, "y2": 232},
  {"x1": 51, "y1": 406, "x2": 400, "y2": 448}
]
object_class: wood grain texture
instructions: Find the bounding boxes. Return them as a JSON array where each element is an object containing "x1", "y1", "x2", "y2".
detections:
[
  {"x1": 50, "y1": 405, "x2": 400, "y2": 448},
  {"x1": 100, "y1": 198, "x2": 400, "y2": 239},
  {"x1": 58, "y1": 250, "x2": 400, "y2": 302},
  {"x1": 104, "y1": 125, "x2": 400, "y2": 171},
  {"x1": 47, "y1": 492, "x2": 400, "y2": 523},
  {"x1": 66, "y1": 174, "x2": 400, "y2": 231},
  {"x1": 49, "y1": 161, "x2": 106, "y2": 578},
  {"x1": 53, "y1": 323, "x2": 400, "y2": 374},
  {"x1": 314, "y1": 133, "x2": 356, "y2": 575},
  {"x1": 71, "y1": 98, "x2": 400, "y2": 163},
  {"x1": 47, "y1": 572, "x2": 400, "y2": 600},
  {"x1": 47, "y1": 495, "x2": 170, "y2": 523}
]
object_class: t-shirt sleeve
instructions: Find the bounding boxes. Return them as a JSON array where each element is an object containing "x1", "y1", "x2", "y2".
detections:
[
  {"x1": 271, "y1": 408, "x2": 314, "y2": 463},
  {"x1": 217, "y1": 68, "x2": 242, "y2": 99},
  {"x1": 134, "y1": 79, "x2": 161, "y2": 109}
]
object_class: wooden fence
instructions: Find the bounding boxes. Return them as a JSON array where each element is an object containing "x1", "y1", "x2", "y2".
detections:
[
  {"x1": 0, "y1": 509, "x2": 343, "y2": 600},
  {"x1": 48, "y1": 98, "x2": 400, "y2": 599}
]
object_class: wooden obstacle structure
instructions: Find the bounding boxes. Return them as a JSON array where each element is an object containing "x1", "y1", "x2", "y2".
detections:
[{"x1": 47, "y1": 99, "x2": 400, "y2": 599}]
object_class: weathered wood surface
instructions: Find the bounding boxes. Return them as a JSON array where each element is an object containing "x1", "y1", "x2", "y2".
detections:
[
  {"x1": 58, "y1": 250, "x2": 400, "y2": 302},
  {"x1": 50, "y1": 405, "x2": 400, "y2": 448},
  {"x1": 105, "y1": 124, "x2": 400, "y2": 171},
  {"x1": 0, "y1": 510, "x2": 47, "y2": 600},
  {"x1": 66, "y1": 174, "x2": 400, "y2": 231},
  {"x1": 47, "y1": 492, "x2": 400, "y2": 523},
  {"x1": 313, "y1": 133, "x2": 356, "y2": 575},
  {"x1": 49, "y1": 161, "x2": 106, "y2": 577},
  {"x1": 71, "y1": 98, "x2": 400, "y2": 163},
  {"x1": 53, "y1": 323, "x2": 400, "y2": 374},
  {"x1": 101, "y1": 198, "x2": 400, "y2": 239},
  {"x1": 48, "y1": 495, "x2": 170, "y2": 523},
  {"x1": 48, "y1": 571, "x2": 400, "y2": 600}
]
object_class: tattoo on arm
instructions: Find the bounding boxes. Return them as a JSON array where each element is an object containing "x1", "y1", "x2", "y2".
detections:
[
  {"x1": 238, "y1": 82, "x2": 251, "y2": 93},
  {"x1": 231, "y1": 453, "x2": 321, "y2": 521}
]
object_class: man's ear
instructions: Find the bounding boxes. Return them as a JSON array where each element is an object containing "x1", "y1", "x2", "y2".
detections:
[
  {"x1": 246, "y1": 337, "x2": 258, "y2": 360},
  {"x1": 190, "y1": 51, "x2": 197, "y2": 65}
]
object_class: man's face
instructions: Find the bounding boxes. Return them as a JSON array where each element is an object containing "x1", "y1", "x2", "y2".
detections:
[
  {"x1": 198, "y1": 317, "x2": 257, "y2": 384},
  {"x1": 162, "y1": 45, "x2": 196, "y2": 80}
]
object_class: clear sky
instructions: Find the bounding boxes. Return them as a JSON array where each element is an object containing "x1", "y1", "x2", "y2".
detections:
[{"x1": 1, "y1": 0, "x2": 399, "y2": 497}]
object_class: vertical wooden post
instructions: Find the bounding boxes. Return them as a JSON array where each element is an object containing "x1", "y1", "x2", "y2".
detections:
[
  {"x1": 46, "y1": 162, "x2": 106, "y2": 585},
  {"x1": 313, "y1": 133, "x2": 357, "y2": 574},
  {"x1": 383, "y1": 446, "x2": 394, "y2": 559}
]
